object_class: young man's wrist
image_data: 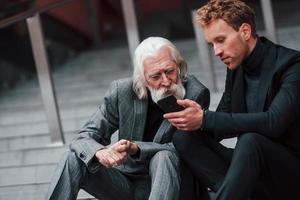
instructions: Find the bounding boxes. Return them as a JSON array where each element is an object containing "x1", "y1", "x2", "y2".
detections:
[{"x1": 200, "y1": 109, "x2": 207, "y2": 131}]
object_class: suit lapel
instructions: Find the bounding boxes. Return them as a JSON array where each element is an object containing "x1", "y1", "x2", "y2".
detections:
[
  {"x1": 130, "y1": 97, "x2": 148, "y2": 141},
  {"x1": 131, "y1": 97, "x2": 174, "y2": 143},
  {"x1": 257, "y1": 51, "x2": 276, "y2": 111},
  {"x1": 231, "y1": 68, "x2": 246, "y2": 113},
  {"x1": 231, "y1": 63, "x2": 273, "y2": 113},
  {"x1": 153, "y1": 119, "x2": 173, "y2": 143}
]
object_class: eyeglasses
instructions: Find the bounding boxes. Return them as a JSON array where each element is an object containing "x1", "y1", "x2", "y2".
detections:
[{"x1": 146, "y1": 67, "x2": 178, "y2": 83}]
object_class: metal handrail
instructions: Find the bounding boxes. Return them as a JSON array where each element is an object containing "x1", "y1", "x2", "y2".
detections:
[
  {"x1": 0, "y1": 0, "x2": 140, "y2": 145},
  {"x1": 0, "y1": 0, "x2": 72, "y2": 29},
  {"x1": 0, "y1": 0, "x2": 75, "y2": 144}
]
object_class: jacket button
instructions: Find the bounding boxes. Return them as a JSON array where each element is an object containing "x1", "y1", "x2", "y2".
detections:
[{"x1": 79, "y1": 152, "x2": 86, "y2": 160}]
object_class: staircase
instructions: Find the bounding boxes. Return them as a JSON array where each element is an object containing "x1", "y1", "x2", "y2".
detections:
[{"x1": 0, "y1": 47, "x2": 133, "y2": 200}]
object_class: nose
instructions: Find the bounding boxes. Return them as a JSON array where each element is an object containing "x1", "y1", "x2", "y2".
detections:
[
  {"x1": 161, "y1": 73, "x2": 171, "y2": 87},
  {"x1": 214, "y1": 45, "x2": 223, "y2": 57}
]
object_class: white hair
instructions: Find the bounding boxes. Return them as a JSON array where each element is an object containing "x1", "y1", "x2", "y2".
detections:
[{"x1": 133, "y1": 37, "x2": 188, "y2": 99}]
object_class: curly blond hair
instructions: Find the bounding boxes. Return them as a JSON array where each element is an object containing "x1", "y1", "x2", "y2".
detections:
[{"x1": 196, "y1": 0, "x2": 257, "y2": 37}]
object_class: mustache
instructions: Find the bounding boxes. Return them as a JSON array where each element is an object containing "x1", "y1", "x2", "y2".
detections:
[
  {"x1": 154, "y1": 85, "x2": 175, "y2": 97},
  {"x1": 149, "y1": 82, "x2": 185, "y2": 103}
]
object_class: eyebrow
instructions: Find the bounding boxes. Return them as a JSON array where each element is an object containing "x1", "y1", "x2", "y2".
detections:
[
  {"x1": 148, "y1": 72, "x2": 161, "y2": 77},
  {"x1": 148, "y1": 66, "x2": 176, "y2": 76},
  {"x1": 215, "y1": 36, "x2": 225, "y2": 40}
]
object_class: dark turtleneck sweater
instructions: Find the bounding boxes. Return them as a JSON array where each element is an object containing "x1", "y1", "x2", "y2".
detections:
[
  {"x1": 241, "y1": 38, "x2": 266, "y2": 113},
  {"x1": 143, "y1": 94, "x2": 164, "y2": 142}
]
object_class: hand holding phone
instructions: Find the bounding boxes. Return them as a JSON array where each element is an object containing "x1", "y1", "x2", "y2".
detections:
[{"x1": 157, "y1": 95, "x2": 184, "y2": 113}]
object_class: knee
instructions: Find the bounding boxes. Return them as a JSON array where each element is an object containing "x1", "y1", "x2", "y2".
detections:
[
  {"x1": 151, "y1": 150, "x2": 178, "y2": 162},
  {"x1": 235, "y1": 133, "x2": 266, "y2": 156},
  {"x1": 173, "y1": 130, "x2": 189, "y2": 154},
  {"x1": 66, "y1": 151, "x2": 78, "y2": 164},
  {"x1": 238, "y1": 133, "x2": 265, "y2": 146},
  {"x1": 173, "y1": 130, "x2": 200, "y2": 156},
  {"x1": 64, "y1": 151, "x2": 85, "y2": 171},
  {"x1": 150, "y1": 150, "x2": 179, "y2": 168}
]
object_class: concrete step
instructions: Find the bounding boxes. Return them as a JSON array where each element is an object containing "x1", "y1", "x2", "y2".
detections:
[
  {"x1": 0, "y1": 121, "x2": 49, "y2": 139},
  {"x1": 0, "y1": 132, "x2": 73, "y2": 152},
  {"x1": 0, "y1": 87, "x2": 107, "y2": 111},
  {"x1": 0, "y1": 183, "x2": 49, "y2": 200},
  {"x1": 0, "y1": 102, "x2": 99, "y2": 127},
  {"x1": 53, "y1": 66, "x2": 132, "y2": 82},
  {"x1": 0, "y1": 103, "x2": 99, "y2": 127},
  {"x1": 0, "y1": 81, "x2": 109, "y2": 99},
  {"x1": 0, "y1": 117, "x2": 87, "y2": 139},
  {"x1": 0, "y1": 146, "x2": 67, "y2": 168},
  {"x1": 0, "y1": 164, "x2": 56, "y2": 187},
  {"x1": 0, "y1": 131, "x2": 118, "y2": 163}
]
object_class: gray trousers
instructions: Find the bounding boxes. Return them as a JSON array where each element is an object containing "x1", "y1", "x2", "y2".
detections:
[{"x1": 46, "y1": 150, "x2": 180, "y2": 200}]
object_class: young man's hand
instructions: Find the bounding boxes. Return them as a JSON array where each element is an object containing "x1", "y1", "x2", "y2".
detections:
[{"x1": 164, "y1": 99, "x2": 204, "y2": 131}]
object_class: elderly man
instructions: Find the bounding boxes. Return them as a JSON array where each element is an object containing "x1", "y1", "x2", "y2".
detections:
[
  {"x1": 46, "y1": 37, "x2": 209, "y2": 200},
  {"x1": 166, "y1": 0, "x2": 300, "y2": 199}
]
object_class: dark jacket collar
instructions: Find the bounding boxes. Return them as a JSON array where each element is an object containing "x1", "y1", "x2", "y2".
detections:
[{"x1": 231, "y1": 36, "x2": 300, "y2": 112}]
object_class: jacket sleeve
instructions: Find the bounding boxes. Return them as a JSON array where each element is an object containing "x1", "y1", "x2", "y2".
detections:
[
  {"x1": 197, "y1": 86, "x2": 210, "y2": 110},
  {"x1": 70, "y1": 81, "x2": 119, "y2": 172},
  {"x1": 132, "y1": 142, "x2": 176, "y2": 163},
  {"x1": 204, "y1": 63, "x2": 300, "y2": 139}
]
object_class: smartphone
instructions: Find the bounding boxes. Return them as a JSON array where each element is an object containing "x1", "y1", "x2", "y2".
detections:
[{"x1": 157, "y1": 95, "x2": 184, "y2": 113}]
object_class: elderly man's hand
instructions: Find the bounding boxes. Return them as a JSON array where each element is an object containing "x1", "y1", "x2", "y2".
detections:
[
  {"x1": 164, "y1": 99, "x2": 204, "y2": 131},
  {"x1": 95, "y1": 139, "x2": 130, "y2": 168}
]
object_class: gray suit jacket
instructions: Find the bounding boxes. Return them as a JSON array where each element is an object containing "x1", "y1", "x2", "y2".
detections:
[{"x1": 70, "y1": 75, "x2": 209, "y2": 174}]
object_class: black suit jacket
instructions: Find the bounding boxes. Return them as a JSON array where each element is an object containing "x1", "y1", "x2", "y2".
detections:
[{"x1": 204, "y1": 37, "x2": 300, "y2": 157}]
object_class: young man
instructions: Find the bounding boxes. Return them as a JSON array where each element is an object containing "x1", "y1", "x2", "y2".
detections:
[
  {"x1": 46, "y1": 37, "x2": 209, "y2": 200},
  {"x1": 165, "y1": 0, "x2": 300, "y2": 199}
]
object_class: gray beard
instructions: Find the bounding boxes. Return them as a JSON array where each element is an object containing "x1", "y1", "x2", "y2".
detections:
[{"x1": 148, "y1": 81, "x2": 186, "y2": 103}]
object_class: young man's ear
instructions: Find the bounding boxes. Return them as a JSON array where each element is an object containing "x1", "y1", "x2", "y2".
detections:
[{"x1": 239, "y1": 23, "x2": 252, "y2": 40}]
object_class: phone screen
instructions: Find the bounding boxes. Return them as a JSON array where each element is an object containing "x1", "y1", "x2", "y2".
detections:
[{"x1": 157, "y1": 95, "x2": 184, "y2": 113}]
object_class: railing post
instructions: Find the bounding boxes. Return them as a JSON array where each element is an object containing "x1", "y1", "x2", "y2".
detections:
[
  {"x1": 260, "y1": 0, "x2": 277, "y2": 43},
  {"x1": 121, "y1": 0, "x2": 140, "y2": 64},
  {"x1": 85, "y1": 0, "x2": 101, "y2": 47},
  {"x1": 26, "y1": 14, "x2": 65, "y2": 145},
  {"x1": 191, "y1": 10, "x2": 217, "y2": 92}
]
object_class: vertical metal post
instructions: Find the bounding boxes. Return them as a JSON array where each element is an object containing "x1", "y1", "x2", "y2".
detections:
[
  {"x1": 260, "y1": 0, "x2": 277, "y2": 43},
  {"x1": 121, "y1": 0, "x2": 140, "y2": 64},
  {"x1": 191, "y1": 10, "x2": 217, "y2": 92},
  {"x1": 85, "y1": 0, "x2": 101, "y2": 47},
  {"x1": 26, "y1": 14, "x2": 65, "y2": 144}
]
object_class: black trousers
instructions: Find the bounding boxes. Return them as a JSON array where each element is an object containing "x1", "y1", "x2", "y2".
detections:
[{"x1": 173, "y1": 131, "x2": 300, "y2": 200}]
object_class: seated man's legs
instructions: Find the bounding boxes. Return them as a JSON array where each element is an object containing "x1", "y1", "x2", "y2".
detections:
[
  {"x1": 46, "y1": 151, "x2": 134, "y2": 200},
  {"x1": 174, "y1": 131, "x2": 300, "y2": 200},
  {"x1": 216, "y1": 133, "x2": 300, "y2": 200},
  {"x1": 179, "y1": 162, "x2": 211, "y2": 200},
  {"x1": 173, "y1": 131, "x2": 233, "y2": 191},
  {"x1": 148, "y1": 150, "x2": 181, "y2": 200}
]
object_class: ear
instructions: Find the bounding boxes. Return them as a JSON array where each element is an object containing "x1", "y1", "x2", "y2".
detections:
[{"x1": 239, "y1": 23, "x2": 252, "y2": 40}]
